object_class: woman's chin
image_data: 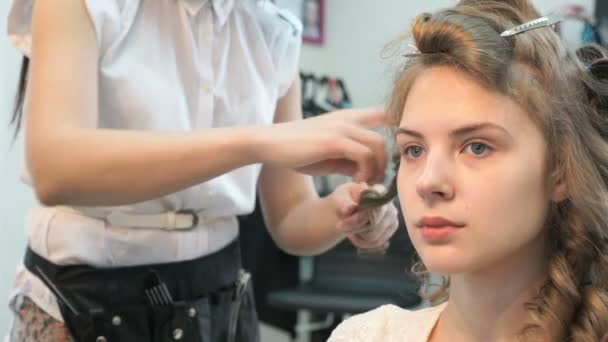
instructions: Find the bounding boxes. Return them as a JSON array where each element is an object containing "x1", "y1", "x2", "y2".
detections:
[
  {"x1": 417, "y1": 247, "x2": 473, "y2": 275},
  {"x1": 423, "y1": 262, "x2": 468, "y2": 275}
]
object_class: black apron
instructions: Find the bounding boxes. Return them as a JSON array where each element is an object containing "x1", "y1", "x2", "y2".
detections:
[{"x1": 23, "y1": 239, "x2": 260, "y2": 342}]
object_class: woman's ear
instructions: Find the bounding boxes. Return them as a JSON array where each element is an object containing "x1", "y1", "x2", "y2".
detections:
[{"x1": 550, "y1": 170, "x2": 569, "y2": 202}]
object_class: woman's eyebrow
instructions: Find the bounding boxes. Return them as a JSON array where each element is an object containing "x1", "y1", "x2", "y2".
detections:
[{"x1": 396, "y1": 122, "x2": 513, "y2": 141}]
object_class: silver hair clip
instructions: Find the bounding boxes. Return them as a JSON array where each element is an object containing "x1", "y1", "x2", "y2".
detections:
[
  {"x1": 402, "y1": 43, "x2": 421, "y2": 58},
  {"x1": 500, "y1": 14, "x2": 564, "y2": 37}
]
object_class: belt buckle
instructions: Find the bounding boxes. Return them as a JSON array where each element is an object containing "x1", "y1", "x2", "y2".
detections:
[{"x1": 176, "y1": 209, "x2": 199, "y2": 230}]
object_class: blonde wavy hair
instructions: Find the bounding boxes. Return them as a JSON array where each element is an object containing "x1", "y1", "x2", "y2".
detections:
[{"x1": 359, "y1": 0, "x2": 608, "y2": 340}]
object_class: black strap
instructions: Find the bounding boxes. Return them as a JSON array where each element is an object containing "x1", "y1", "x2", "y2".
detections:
[{"x1": 23, "y1": 239, "x2": 242, "y2": 309}]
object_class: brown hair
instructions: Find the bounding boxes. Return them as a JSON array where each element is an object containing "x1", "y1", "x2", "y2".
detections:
[
  {"x1": 10, "y1": 56, "x2": 29, "y2": 139},
  {"x1": 360, "y1": 1, "x2": 608, "y2": 340}
]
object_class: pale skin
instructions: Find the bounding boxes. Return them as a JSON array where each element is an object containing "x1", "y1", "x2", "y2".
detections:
[
  {"x1": 395, "y1": 67, "x2": 567, "y2": 341},
  {"x1": 25, "y1": 0, "x2": 398, "y2": 255}
]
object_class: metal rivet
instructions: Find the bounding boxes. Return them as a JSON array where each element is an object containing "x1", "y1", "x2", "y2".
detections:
[
  {"x1": 112, "y1": 315, "x2": 122, "y2": 326},
  {"x1": 187, "y1": 307, "x2": 197, "y2": 318},
  {"x1": 96, "y1": 337, "x2": 107, "y2": 342},
  {"x1": 173, "y1": 328, "x2": 184, "y2": 340}
]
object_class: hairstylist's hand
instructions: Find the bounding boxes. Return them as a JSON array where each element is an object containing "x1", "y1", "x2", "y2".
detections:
[
  {"x1": 331, "y1": 182, "x2": 399, "y2": 249},
  {"x1": 260, "y1": 108, "x2": 388, "y2": 184}
]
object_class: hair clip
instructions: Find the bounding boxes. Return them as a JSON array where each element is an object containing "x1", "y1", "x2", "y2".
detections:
[
  {"x1": 500, "y1": 14, "x2": 564, "y2": 37},
  {"x1": 402, "y1": 43, "x2": 421, "y2": 58}
]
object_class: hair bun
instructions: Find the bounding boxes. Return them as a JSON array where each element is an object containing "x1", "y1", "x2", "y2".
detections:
[
  {"x1": 411, "y1": 13, "x2": 433, "y2": 44},
  {"x1": 576, "y1": 45, "x2": 608, "y2": 137},
  {"x1": 589, "y1": 60, "x2": 608, "y2": 81}
]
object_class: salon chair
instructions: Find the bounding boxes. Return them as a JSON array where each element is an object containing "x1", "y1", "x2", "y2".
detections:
[{"x1": 266, "y1": 201, "x2": 422, "y2": 341}]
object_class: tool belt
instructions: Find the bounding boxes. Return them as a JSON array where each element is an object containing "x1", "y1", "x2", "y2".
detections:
[{"x1": 23, "y1": 239, "x2": 250, "y2": 342}]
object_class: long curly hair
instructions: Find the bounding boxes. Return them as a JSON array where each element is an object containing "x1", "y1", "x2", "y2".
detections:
[{"x1": 359, "y1": 1, "x2": 608, "y2": 340}]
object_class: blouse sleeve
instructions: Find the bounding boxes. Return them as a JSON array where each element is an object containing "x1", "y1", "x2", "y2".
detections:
[
  {"x1": 6, "y1": 0, "x2": 139, "y2": 58},
  {"x1": 254, "y1": 2, "x2": 303, "y2": 98}
]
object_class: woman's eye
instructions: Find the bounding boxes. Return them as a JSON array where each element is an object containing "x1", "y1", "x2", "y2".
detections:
[
  {"x1": 404, "y1": 146, "x2": 424, "y2": 159},
  {"x1": 465, "y1": 142, "x2": 491, "y2": 156}
]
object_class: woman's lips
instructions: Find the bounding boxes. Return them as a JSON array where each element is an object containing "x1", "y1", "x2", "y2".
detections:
[{"x1": 416, "y1": 216, "x2": 466, "y2": 242}]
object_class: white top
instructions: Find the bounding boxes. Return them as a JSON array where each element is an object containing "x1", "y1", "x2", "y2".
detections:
[
  {"x1": 6, "y1": 0, "x2": 302, "y2": 321},
  {"x1": 328, "y1": 303, "x2": 447, "y2": 342}
]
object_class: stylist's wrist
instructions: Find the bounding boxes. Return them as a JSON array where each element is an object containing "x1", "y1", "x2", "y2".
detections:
[{"x1": 245, "y1": 124, "x2": 276, "y2": 164}]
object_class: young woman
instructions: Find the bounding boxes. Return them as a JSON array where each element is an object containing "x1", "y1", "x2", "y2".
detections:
[
  {"x1": 4, "y1": 0, "x2": 399, "y2": 341},
  {"x1": 330, "y1": 0, "x2": 608, "y2": 341}
]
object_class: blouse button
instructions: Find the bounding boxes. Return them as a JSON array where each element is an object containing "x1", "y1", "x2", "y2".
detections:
[{"x1": 201, "y1": 83, "x2": 214, "y2": 94}]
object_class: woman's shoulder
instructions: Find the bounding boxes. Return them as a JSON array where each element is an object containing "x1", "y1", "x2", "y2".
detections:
[
  {"x1": 7, "y1": 0, "x2": 139, "y2": 57},
  {"x1": 327, "y1": 303, "x2": 446, "y2": 342}
]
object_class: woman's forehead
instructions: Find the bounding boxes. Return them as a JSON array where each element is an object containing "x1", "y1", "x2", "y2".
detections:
[{"x1": 400, "y1": 68, "x2": 528, "y2": 130}]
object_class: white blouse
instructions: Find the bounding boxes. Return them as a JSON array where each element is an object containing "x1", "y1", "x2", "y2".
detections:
[
  {"x1": 6, "y1": 0, "x2": 302, "y2": 321},
  {"x1": 328, "y1": 303, "x2": 447, "y2": 342}
]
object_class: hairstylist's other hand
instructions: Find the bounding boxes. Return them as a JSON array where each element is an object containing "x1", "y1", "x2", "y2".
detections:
[
  {"x1": 331, "y1": 182, "x2": 399, "y2": 249},
  {"x1": 260, "y1": 108, "x2": 388, "y2": 184}
]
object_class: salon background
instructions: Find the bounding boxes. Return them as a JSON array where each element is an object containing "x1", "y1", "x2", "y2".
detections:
[{"x1": 0, "y1": 0, "x2": 599, "y2": 340}]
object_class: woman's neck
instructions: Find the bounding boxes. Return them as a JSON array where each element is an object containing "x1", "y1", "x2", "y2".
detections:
[{"x1": 431, "y1": 234, "x2": 550, "y2": 341}]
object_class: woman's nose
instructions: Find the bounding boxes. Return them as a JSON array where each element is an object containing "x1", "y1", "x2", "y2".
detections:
[{"x1": 415, "y1": 154, "x2": 455, "y2": 203}]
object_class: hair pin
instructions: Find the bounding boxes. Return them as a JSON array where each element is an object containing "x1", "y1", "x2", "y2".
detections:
[
  {"x1": 500, "y1": 14, "x2": 564, "y2": 37},
  {"x1": 401, "y1": 43, "x2": 421, "y2": 58}
]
